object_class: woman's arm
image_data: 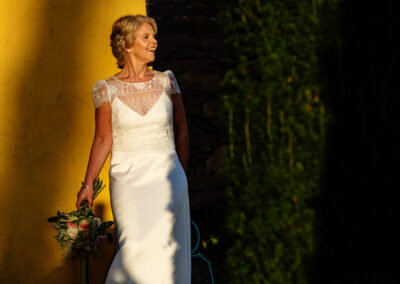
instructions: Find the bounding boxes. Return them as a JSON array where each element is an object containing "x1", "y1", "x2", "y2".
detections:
[
  {"x1": 172, "y1": 93, "x2": 189, "y2": 173},
  {"x1": 76, "y1": 103, "x2": 113, "y2": 208}
]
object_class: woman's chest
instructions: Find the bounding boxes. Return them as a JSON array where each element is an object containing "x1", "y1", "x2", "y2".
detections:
[{"x1": 110, "y1": 91, "x2": 173, "y2": 131}]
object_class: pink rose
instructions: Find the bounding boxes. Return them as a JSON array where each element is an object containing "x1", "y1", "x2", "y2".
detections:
[
  {"x1": 79, "y1": 220, "x2": 89, "y2": 231},
  {"x1": 67, "y1": 221, "x2": 77, "y2": 228}
]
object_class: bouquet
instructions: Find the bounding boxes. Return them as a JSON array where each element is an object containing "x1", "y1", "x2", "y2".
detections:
[{"x1": 48, "y1": 178, "x2": 114, "y2": 283}]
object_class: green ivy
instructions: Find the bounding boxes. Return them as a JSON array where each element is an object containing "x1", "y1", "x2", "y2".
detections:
[{"x1": 217, "y1": 0, "x2": 333, "y2": 282}]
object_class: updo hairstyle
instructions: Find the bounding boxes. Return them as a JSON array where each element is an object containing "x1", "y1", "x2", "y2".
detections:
[{"x1": 110, "y1": 14, "x2": 158, "y2": 69}]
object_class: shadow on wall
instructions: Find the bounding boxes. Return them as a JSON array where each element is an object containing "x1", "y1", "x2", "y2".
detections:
[{"x1": 0, "y1": 1, "x2": 113, "y2": 283}]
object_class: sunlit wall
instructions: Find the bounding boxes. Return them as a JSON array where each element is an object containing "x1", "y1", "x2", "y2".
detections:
[{"x1": 0, "y1": 1, "x2": 146, "y2": 282}]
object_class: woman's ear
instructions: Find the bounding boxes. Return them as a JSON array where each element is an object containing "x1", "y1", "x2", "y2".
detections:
[{"x1": 122, "y1": 41, "x2": 133, "y2": 53}]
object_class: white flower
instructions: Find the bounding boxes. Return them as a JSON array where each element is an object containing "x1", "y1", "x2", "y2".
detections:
[
  {"x1": 93, "y1": 217, "x2": 102, "y2": 226},
  {"x1": 67, "y1": 227, "x2": 79, "y2": 240},
  {"x1": 68, "y1": 216, "x2": 78, "y2": 222}
]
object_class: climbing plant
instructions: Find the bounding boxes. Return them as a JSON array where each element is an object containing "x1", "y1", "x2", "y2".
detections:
[{"x1": 217, "y1": 0, "x2": 330, "y2": 282}]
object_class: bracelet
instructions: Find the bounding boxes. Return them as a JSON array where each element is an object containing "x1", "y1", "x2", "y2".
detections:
[{"x1": 81, "y1": 185, "x2": 94, "y2": 190}]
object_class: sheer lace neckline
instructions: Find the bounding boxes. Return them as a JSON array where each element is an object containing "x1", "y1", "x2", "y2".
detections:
[{"x1": 112, "y1": 71, "x2": 157, "y2": 84}]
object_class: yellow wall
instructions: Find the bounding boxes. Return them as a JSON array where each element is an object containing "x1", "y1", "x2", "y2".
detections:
[{"x1": 0, "y1": 1, "x2": 147, "y2": 283}]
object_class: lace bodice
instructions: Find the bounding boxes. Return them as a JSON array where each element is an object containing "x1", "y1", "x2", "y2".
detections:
[
  {"x1": 91, "y1": 70, "x2": 182, "y2": 153},
  {"x1": 92, "y1": 70, "x2": 181, "y2": 114}
]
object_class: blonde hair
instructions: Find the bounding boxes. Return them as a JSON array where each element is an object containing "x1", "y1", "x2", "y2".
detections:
[{"x1": 110, "y1": 14, "x2": 158, "y2": 69}]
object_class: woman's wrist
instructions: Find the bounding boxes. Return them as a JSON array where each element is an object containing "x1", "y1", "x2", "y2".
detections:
[{"x1": 81, "y1": 180, "x2": 94, "y2": 190}]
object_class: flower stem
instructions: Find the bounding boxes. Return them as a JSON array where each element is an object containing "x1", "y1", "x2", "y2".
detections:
[{"x1": 81, "y1": 255, "x2": 89, "y2": 284}]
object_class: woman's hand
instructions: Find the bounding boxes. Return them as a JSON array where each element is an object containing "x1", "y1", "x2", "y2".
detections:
[{"x1": 76, "y1": 188, "x2": 94, "y2": 209}]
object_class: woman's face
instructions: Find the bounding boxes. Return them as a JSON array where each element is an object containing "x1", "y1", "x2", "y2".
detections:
[{"x1": 129, "y1": 22, "x2": 157, "y2": 64}]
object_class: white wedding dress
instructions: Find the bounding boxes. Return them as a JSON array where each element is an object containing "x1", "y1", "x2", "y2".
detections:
[{"x1": 92, "y1": 70, "x2": 191, "y2": 284}]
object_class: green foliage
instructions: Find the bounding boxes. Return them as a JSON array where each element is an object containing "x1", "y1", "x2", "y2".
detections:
[
  {"x1": 48, "y1": 178, "x2": 114, "y2": 262},
  {"x1": 217, "y1": 0, "x2": 329, "y2": 282}
]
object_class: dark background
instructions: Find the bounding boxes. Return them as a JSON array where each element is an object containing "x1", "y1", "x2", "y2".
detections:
[
  {"x1": 148, "y1": 0, "x2": 399, "y2": 283},
  {"x1": 147, "y1": 1, "x2": 228, "y2": 282},
  {"x1": 317, "y1": 1, "x2": 398, "y2": 283}
]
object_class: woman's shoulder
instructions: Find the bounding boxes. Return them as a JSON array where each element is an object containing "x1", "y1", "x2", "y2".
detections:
[
  {"x1": 152, "y1": 69, "x2": 179, "y2": 86},
  {"x1": 160, "y1": 69, "x2": 179, "y2": 84},
  {"x1": 156, "y1": 69, "x2": 176, "y2": 79},
  {"x1": 92, "y1": 79, "x2": 108, "y2": 91},
  {"x1": 161, "y1": 69, "x2": 176, "y2": 76}
]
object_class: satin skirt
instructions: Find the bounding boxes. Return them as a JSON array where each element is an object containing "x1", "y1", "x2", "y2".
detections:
[{"x1": 105, "y1": 148, "x2": 191, "y2": 284}]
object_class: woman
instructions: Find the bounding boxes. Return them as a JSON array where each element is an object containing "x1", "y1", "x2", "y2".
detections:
[{"x1": 76, "y1": 14, "x2": 191, "y2": 283}]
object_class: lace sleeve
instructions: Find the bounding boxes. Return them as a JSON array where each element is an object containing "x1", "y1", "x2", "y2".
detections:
[
  {"x1": 164, "y1": 70, "x2": 181, "y2": 96},
  {"x1": 92, "y1": 80, "x2": 110, "y2": 108}
]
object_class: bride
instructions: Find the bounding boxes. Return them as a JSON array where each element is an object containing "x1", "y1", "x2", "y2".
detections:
[{"x1": 76, "y1": 14, "x2": 191, "y2": 283}]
